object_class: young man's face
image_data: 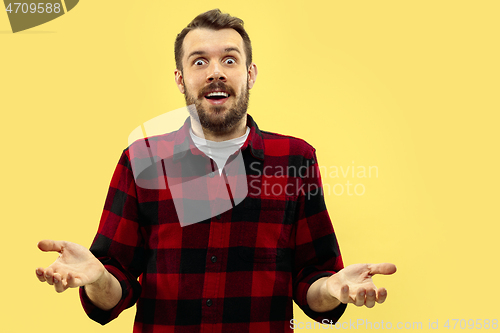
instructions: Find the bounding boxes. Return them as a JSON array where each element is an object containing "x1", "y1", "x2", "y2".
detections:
[{"x1": 175, "y1": 28, "x2": 257, "y2": 134}]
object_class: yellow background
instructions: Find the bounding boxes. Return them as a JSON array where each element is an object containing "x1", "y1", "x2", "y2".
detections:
[{"x1": 1, "y1": 1, "x2": 499, "y2": 332}]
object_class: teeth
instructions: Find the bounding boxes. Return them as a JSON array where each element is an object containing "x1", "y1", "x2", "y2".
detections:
[{"x1": 206, "y1": 91, "x2": 229, "y2": 98}]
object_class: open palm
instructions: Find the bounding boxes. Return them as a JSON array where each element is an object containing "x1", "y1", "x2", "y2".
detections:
[
  {"x1": 35, "y1": 240, "x2": 105, "y2": 293},
  {"x1": 326, "y1": 263, "x2": 397, "y2": 308}
]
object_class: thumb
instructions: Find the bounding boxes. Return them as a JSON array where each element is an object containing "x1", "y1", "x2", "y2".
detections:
[
  {"x1": 368, "y1": 263, "x2": 397, "y2": 276},
  {"x1": 37, "y1": 239, "x2": 66, "y2": 253}
]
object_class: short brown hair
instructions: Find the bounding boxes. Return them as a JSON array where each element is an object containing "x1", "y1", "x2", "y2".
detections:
[{"x1": 174, "y1": 9, "x2": 253, "y2": 72}]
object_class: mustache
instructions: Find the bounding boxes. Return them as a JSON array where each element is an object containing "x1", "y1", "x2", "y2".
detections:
[{"x1": 198, "y1": 82, "x2": 235, "y2": 98}]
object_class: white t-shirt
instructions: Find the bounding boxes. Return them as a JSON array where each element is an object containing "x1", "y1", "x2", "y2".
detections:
[{"x1": 189, "y1": 127, "x2": 250, "y2": 175}]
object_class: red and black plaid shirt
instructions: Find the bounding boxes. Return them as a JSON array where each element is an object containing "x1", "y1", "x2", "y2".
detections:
[{"x1": 80, "y1": 114, "x2": 346, "y2": 332}]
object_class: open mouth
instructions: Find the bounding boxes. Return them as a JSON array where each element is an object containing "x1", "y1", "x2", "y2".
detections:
[{"x1": 204, "y1": 91, "x2": 230, "y2": 105}]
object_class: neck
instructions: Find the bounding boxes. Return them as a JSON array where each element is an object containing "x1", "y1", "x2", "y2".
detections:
[{"x1": 190, "y1": 114, "x2": 248, "y2": 142}]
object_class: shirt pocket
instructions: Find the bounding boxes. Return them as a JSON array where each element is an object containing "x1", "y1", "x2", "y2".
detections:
[{"x1": 237, "y1": 198, "x2": 296, "y2": 263}]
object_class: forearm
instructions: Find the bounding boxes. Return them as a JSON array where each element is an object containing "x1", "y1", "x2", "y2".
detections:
[
  {"x1": 84, "y1": 269, "x2": 122, "y2": 311},
  {"x1": 306, "y1": 277, "x2": 342, "y2": 312}
]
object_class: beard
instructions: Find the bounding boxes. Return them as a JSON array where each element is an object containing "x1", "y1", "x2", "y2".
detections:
[{"x1": 184, "y1": 78, "x2": 250, "y2": 135}]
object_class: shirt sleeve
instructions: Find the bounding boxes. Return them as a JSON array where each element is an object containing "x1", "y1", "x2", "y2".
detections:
[
  {"x1": 79, "y1": 149, "x2": 146, "y2": 325},
  {"x1": 292, "y1": 148, "x2": 347, "y2": 323}
]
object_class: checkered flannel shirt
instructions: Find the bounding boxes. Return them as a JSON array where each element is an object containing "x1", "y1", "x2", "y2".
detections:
[{"x1": 79, "y1": 114, "x2": 346, "y2": 332}]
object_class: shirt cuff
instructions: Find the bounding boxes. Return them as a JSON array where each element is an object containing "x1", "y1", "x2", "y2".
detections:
[
  {"x1": 79, "y1": 264, "x2": 136, "y2": 325},
  {"x1": 295, "y1": 271, "x2": 347, "y2": 324}
]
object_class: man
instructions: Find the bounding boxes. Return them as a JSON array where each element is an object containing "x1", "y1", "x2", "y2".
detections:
[{"x1": 36, "y1": 9, "x2": 396, "y2": 333}]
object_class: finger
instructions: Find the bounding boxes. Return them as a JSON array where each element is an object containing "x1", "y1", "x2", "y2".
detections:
[
  {"x1": 35, "y1": 268, "x2": 46, "y2": 282},
  {"x1": 45, "y1": 267, "x2": 55, "y2": 285},
  {"x1": 376, "y1": 288, "x2": 388, "y2": 304},
  {"x1": 339, "y1": 285, "x2": 349, "y2": 304},
  {"x1": 354, "y1": 288, "x2": 366, "y2": 307},
  {"x1": 53, "y1": 273, "x2": 66, "y2": 293},
  {"x1": 37, "y1": 240, "x2": 66, "y2": 253},
  {"x1": 365, "y1": 288, "x2": 376, "y2": 308},
  {"x1": 368, "y1": 263, "x2": 397, "y2": 276}
]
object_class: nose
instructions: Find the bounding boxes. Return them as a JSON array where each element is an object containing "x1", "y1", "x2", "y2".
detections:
[{"x1": 207, "y1": 65, "x2": 226, "y2": 83}]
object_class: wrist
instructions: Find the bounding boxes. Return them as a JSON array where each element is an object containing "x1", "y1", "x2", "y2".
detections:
[
  {"x1": 84, "y1": 268, "x2": 122, "y2": 311},
  {"x1": 320, "y1": 276, "x2": 341, "y2": 307},
  {"x1": 87, "y1": 263, "x2": 107, "y2": 288},
  {"x1": 307, "y1": 276, "x2": 341, "y2": 312}
]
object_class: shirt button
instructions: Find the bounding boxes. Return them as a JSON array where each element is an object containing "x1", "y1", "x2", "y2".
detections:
[
  {"x1": 216, "y1": 214, "x2": 221, "y2": 220},
  {"x1": 208, "y1": 172, "x2": 215, "y2": 178},
  {"x1": 211, "y1": 255, "x2": 217, "y2": 263},
  {"x1": 206, "y1": 299, "x2": 212, "y2": 307}
]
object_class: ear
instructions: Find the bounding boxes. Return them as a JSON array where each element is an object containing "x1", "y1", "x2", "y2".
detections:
[
  {"x1": 174, "y1": 69, "x2": 185, "y2": 94},
  {"x1": 247, "y1": 63, "x2": 258, "y2": 89}
]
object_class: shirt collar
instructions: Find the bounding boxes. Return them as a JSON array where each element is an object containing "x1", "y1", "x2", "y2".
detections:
[{"x1": 172, "y1": 113, "x2": 265, "y2": 162}]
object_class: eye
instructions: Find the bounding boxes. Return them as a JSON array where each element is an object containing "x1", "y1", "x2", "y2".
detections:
[
  {"x1": 224, "y1": 58, "x2": 236, "y2": 65},
  {"x1": 194, "y1": 59, "x2": 206, "y2": 66}
]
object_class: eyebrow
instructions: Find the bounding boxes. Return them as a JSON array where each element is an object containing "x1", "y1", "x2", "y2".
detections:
[{"x1": 187, "y1": 47, "x2": 241, "y2": 60}]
